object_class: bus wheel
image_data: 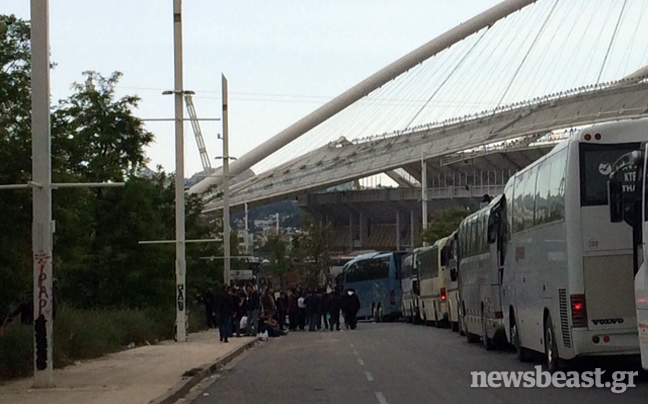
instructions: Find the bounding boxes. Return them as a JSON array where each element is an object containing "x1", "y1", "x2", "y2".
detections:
[
  {"x1": 458, "y1": 302, "x2": 466, "y2": 336},
  {"x1": 482, "y1": 311, "x2": 496, "y2": 350},
  {"x1": 377, "y1": 305, "x2": 384, "y2": 322},
  {"x1": 510, "y1": 314, "x2": 532, "y2": 362},
  {"x1": 544, "y1": 315, "x2": 559, "y2": 373}
]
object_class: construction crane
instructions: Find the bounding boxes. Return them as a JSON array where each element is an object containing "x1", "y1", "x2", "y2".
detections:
[{"x1": 184, "y1": 93, "x2": 213, "y2": 173}]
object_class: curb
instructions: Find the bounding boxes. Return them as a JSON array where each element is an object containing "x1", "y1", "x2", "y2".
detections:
[{"x1": 150, "y1": 338, "x2": 259, "y2": 404}]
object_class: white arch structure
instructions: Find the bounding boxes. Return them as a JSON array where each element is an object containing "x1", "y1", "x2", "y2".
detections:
[{"x1": 188, "y1": 0, "x2": 539, "y2": 195}]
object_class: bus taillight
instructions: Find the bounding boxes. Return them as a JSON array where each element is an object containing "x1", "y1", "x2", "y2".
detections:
[
  {"x1": 440, "y1": 288, "x2": 447, "y2": 302},
  {"x1": 390, "y1": 290, "x2": 395, "y2": 305},
  {"x1": 571, "y1": 294, "x2": 588, "y2": 328}
]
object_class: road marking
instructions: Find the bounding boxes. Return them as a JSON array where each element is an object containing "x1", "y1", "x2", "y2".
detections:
[
  {"x1": 358, "y1": 358, "x2": 364, "y2": 366},
  {"x1": 365, "y1": 371, "x2": 374, "y2": 381},
  {"x1": 353, "y1": 349, "x2": 359, "y2": 356},
  {"x1": 350, "y1": 343, "x2": 354, "y2": 348},
  {"x1": 375, "y1": 392, "x2": 388, "y2": 404}
]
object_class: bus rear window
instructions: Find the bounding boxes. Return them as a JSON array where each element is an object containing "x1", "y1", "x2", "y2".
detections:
[{"x1": 579, "y1": 143, "x2": 639, "y2": 206}]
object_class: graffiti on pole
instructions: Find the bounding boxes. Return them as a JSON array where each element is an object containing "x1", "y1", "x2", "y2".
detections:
[
  {"x1": 34, "y1": 252, "x2": 52, "y2": 371},
  {"x1": 177, "y1": 284, "x2": 185, "y2": 311}
]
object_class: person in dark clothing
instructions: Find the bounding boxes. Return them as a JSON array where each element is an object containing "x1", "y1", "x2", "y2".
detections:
[
  {"x1": 341, "y1": 288, "x2": 361, "y2": 330},
  {"x1": 275, "y1": 291, "x2": 288, "y2": 330},
  {"x1": 246, "y1": 284, "x2": 261, "y2": 336},
  {"x1": 258, "y1": 311, "x2": 286, "y2": 337},
  {"x1": 235, "y1": 289, "x2": 247, "y2": 337},
  {"x1": 261, "y1": 288, "x2": 277, "y2": 319},
  {"x1": 217, "y1": 287, "x2": 238, "y2": 342},
  {"x1": 197, "y1": 288, "x2": 218, "y2": 328},
  {"x1": 287, "y1": 289, "x2": 299, "y2": 331},
  {"x1": 321, "y1": 290, "x2": 331, "y2": 330},
  {"x1": 305, "y1": 289, "x2": 321, "y2": 331},
  {"x1": 328, "y1": 289, "x2": 342, "y2": 331}
]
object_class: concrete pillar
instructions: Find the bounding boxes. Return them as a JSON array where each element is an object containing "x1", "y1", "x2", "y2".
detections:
[
  {"x1": 410, "y1": 210, "x2": 415, "y2": 249},
  {"x1": 359, "y1": 212, "x2": 368, "y2": 248},
  {"x1": 396, "y1": 210, "x2": 401, "y2": 251},
  {"x1": 348, "y1": 212, "x2": 354, "y2": 251}
]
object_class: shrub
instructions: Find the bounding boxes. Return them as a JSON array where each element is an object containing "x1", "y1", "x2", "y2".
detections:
[{"x1": 0, "y1": 304, "x2": 198, "y2": 381}]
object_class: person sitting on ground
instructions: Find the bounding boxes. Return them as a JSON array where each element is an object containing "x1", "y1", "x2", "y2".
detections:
[{"x1": 258, "y1": 311, "x2": 286, "y2": 337}]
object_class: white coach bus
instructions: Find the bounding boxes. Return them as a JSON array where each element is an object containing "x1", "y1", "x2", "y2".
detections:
[
  {"x1": 608, "y1": 138, "x2": 648, "y2": 371},
  {"x1": 401, "y1": 250, "x2": 421, "y2": 324},
  {"x1": 457, "y1": 195, "x2": 506, "y2": 349},
  {"x1": 502, "y1": 119, "x2": 643, "y2": 371},
  {"x1": 418, "y1": 234, "x2": 457, "y2": 328}
]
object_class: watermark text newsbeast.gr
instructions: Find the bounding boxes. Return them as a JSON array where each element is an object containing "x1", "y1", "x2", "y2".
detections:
[{"x1": 471, "y1": 366, "x2": 638, "y2": 393}]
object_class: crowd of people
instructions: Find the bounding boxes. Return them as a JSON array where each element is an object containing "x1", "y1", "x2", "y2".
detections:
[{"x1": 197, "y1": 284, "x2": 362, "y2": 343}]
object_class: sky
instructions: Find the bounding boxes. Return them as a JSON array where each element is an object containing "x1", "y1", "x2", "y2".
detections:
[{"x1": 2, "y1": 0, "x2": 506, "y2": 177}]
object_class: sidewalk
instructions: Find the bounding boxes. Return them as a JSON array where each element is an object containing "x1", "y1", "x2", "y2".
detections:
[{"x1": 0, "y1": 329, "x2": 258, "y2": 404}]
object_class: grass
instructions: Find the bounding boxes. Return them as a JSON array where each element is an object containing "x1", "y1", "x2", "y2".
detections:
[{"x1": 0, "y1": 303, "x2": 207, "y2": 381}]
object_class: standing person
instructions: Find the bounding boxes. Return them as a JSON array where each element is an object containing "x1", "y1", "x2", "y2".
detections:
[
  {"x1": 287, "y1": 289, "x2": 299, "y2": 331},
  {"x1": 218, "y1": 287, "x2": 237, "y2": 342},
  {"x1": 276, "y1": 291, "x2": 288, "y2": 330},
  {"x1": 297, "y1": 291, "x2": 307, "y2": 331},
  {"x1": 341, "y1": 288, "x2": 361, "y2": 330},
  {"x1": 246, "y1": 284, "x2": 261, "y2": 336},
  {"x1": 328, "y1": 288, "x2": 342, "y2": 331},
  {"x1": 305, "y1": 288, "x2": 321, "y2": 332},
  {"x1": 321, "y1": 289, "x2": 332, "y2": 331},
  {"x1": 261, "y1": 288, "x2": 277, "y2": 319},
  {"x1": 234, "y1": 288, "x2": 247, "y2": 337},
  {"x1": 198, "y1": 287, "x2": 217, "y2": 328}
]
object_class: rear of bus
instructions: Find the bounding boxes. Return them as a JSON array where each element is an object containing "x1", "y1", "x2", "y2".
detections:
[
  {"x1": 401, "y1": 251, "x2": 420, "y2": 323},
  {"x1": 445, "y1": 232, "x2": 460, "y2": 331},
  {"x1": 433, "y1": 236, "x2": 452, "y2": 327},
  {"x1": 566, "y1": 119, "x2": 644, "y2": 357}
]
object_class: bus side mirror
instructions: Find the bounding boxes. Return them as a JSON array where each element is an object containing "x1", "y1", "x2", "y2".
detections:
[{"x1": 608, "y1": 179, "x2": 624, "y2": 223}]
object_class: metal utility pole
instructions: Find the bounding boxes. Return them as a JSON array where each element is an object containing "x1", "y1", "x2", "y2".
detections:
[
  {"x1": 31, "y1": 0, "x2": 54, "y2": 387},
  {"x1": 222, "y1": 74, "x2": 231, "y2": 286},
  {"x1": 275, "y1": 213, "x2": 280, "y2": 235},
  {"x1": 173, "y1": 0, "x2": 187, "y2": 342}
]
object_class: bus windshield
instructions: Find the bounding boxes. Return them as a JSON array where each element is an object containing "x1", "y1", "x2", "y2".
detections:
[{"x1": 580, "y1": 143, "x2": 640, "y2": 206}]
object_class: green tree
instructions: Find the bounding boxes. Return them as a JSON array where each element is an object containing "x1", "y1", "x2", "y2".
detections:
[
  {"x1": 291, "y1": 215, "x2": 335, "y2": 288},
  {"x1": 419, "y1": 206, "x2": 471, "y2": 246},
  {"x1": 263, "y1": 235, "x2": 290, "y2": 291},
  {"x1": 0, "y1": 15, "x2": 35, "y2": 320}
]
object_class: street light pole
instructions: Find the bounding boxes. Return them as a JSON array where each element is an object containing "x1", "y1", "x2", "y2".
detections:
[
  {"x1": 30, "y1": 0, "x2": 54, "y2": 387},
  {"x1": 172, "y1": 0, "x2": 187, "y2": 342},
  {"x1": 222, "y1": 74, "x2": 231, "y2": 287}
]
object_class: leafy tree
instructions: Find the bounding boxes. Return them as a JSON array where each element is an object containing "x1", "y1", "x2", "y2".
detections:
[
  {"x1": 291, "y1": 215, "x2": 335, "y2": 288},
  {"x1": 0, "y1": 14, "x2": 219, "y2": 313},
  {"x1": 419, "y1": 206, "x2": 471, "y2": 246},
  {"x1": 0, "y1": 15, "x2": 34, "y2": 320},
  {"x1": 262, "y1": 235, "x2": 290, "y2": 291}
]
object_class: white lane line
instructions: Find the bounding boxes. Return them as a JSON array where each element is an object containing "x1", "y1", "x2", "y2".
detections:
[
  {"x1": 375, "y1": 392, "x2": 388, "y2": 404},
  {"x1": 365, "y1": 371, "x2": 374, "y2": 381},
  {"x1": 353, "y1": 349, "x2": 359, "y2": 356},
  {"x1": 350, "y1": 343, "x2": 354, "y2": 348},
  {"x1": 358, "y1": 358, "x2": 364, "y2": 366}
]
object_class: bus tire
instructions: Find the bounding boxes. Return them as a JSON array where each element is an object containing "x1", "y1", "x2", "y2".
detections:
[
  {"x1": 544, "y1": 315, "x2": 560, "y2": 373},
  {"x1": 458, "y1": 301, "x2": 467, "y2": 336},
  {"x1": 451, "y1": 322, "x2": 459, "y2": 332},
  {"x1": 510, "y1": 312, "x2": 533, "y2": 362},
  {"x1": 377, "y1": 305, "x2": 384, "y2": 322},
  {"x1": 482, "y1": 310, "x2": 496, "y2": 350}
]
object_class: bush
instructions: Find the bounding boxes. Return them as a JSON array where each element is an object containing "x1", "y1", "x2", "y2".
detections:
[
  {"x1": 0, "y1": 323, "x2": 32, "y2": 380},
  {"x1": 0, "y1": 304, "x2": 200, "y2": 381}
]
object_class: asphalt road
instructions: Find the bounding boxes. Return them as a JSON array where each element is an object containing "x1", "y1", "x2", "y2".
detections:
[{"x1": 187, "y1": 321, "x2": 648, "y2": 404}]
